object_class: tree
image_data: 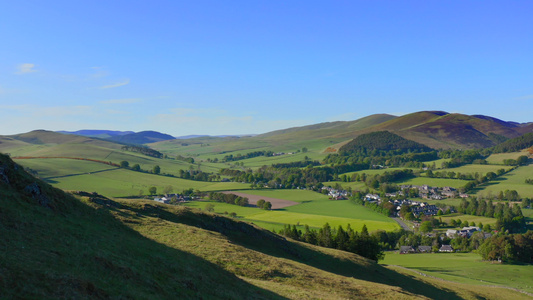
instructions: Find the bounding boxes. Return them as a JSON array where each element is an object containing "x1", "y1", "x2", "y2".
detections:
[
  {"x1": 163, "y1": 185, "x2": 174, "y2": 195},
  {"x1": 517, "y1": 155, "x2": 529, "y2": 166},
  {"x1": 153, "y1": 165, "x2": 161, "y2": 174},
  {"x1": 120, "y1": 160, "x2": 129, "y2": 168},
  {"x1": 257, "y1": 199, "x2": 266, "y2": 209},
  {"x1": 302, "y1": 147, "x2": 308, "y2": 153},
  {"x1": 419, "y1": 221, "x2": 433, "y2": 233},
  {"x1": 264, "y1": 201, "x2": 272, "y2": 210},
  {"x1": 204, "y1": 203, "x2": 215, "y2": 212},
  {"x1": 149, "y1": 186, "x2": 157, "y2": 195},
  {"x1": 132, "y1": 164, "x2": 141, "y2": 171}
]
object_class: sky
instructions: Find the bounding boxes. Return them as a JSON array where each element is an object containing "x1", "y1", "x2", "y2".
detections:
[{"x1": 1, "y1": 1, "x2": 532, "y2": 136}]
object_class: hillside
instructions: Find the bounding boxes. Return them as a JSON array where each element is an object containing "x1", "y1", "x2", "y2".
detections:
[
  {"x1": 1, "y1": 153, "x2": 528, "y2": 299},
  {"x1": 108, "y1": 130, "x2": 176, "y2": 144},
  {"x1": 339, "y1": 131, "x2": 433, "y2": 155},
  {"x1": 58, "y1": 130, "x2": 134, "y2": 139},
  {"x1": 151, "y1": 111, "x2": 533, "y2": 160}
]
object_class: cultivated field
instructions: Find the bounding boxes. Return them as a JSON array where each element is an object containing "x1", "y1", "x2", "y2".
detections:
[{"x1": 184, "y1": 189, "x2": 400, "y2": 233}]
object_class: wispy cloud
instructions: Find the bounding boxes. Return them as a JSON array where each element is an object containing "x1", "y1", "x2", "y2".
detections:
[
  {"x1": 16, "y1": 63, "x2": 37, "y2": 74},
  {"x1": 100, "y1": 98, "x2": 141, "y2": 104},
  {"x1": 99, "y1": 79, "x2": 130, "y2": 89}
]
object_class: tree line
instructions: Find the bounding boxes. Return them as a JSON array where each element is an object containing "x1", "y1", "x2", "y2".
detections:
[
  {"x1": 208, "y1": 192, "x2": 249, "y2": 207},
  {"x1": 278, "y1": 223, "x2": 384, "y2": 262},
  {"x1": 121, "y1": 145, "x2": 163, "y2": 158}
]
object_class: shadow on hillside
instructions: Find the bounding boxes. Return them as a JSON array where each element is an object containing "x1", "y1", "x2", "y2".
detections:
[
  {"x1": 2, "y1": 195, "x2": 287, "y2": 299},
  {"x1": 133, "y1": 202, "x2": 465, "y2": 300}
]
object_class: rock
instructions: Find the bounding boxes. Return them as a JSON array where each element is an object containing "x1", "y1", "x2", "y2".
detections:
[
  {"x1": 0, "y1": 165, "x2": 9, "y2": 185},
  {"x1": 24, "y1": 182, "x2": 50, "y2": 208}
]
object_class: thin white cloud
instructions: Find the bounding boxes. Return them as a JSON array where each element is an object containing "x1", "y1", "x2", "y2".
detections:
[
  {"x1": 100, "y1": 98, "x2": 141, "y2": 104},
  {"x1": 99, "y1": 79, "x2": 130, "y2": 89},
  {"x1": 16, "y1": 63, "x2": 37, "y2": 74}
]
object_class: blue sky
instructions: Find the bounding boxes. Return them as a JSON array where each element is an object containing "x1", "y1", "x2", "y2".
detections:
[{"x1": 1, "y1": 1, "x2": 532, "y2": 136}]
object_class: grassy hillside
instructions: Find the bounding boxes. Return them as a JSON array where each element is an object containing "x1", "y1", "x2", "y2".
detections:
[{"x1": 1, "y1": 153, "x2": 529, "y2": 299}]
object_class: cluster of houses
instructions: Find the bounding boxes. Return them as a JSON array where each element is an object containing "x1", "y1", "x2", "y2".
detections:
[
  {"x1": 400, "y1": 245, "x2": 454, "y2": 254},
  {"x1": 365, "y1": 195, "x2": 444, "y2": 217},
  {"x1": 398, "y1": 185, "x2": 469, "y2": 200},
  {"x1": 322, "y1": 187, "x2": 350, "y2": 200},
  {"x1": 154, "y1": 193, "x2": 193, "y2": 204},
  {"x1": 446, "y1": 226, "x2": 491, "y2": 239}
]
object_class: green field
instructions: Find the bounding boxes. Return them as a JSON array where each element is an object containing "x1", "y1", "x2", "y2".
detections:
[
  {"x1": 439, "y1": 213, "x2": 497, "y2": 226},
  {"x1": 381, "y1": 252, "x2": 533, "y2": 294},
  {"x1": 15, "y1": 158, "x2": 250, "y2": 197},
  {"x1": 397, "y1": 177, "x2": 467, "y2": 189},
  {"x1": 486, "y1": 151, "x2": 530, "y2": 165},
  {"x1": 230, "y1": 189, "x2": 330, "y2": 202},
  {"x1": 474, "y1": 164, "x2": 533, "y2": 198},
  {"x1": 184, "y1": 194, "x2": 400, "y2": 233},
  {"x1": 438, "y1": 164, "x2": 513, "y2": 175}
]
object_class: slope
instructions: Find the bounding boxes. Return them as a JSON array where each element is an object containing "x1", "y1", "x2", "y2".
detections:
[{"x1": 0, "y1": 153, "x2": 530, "y2": 299}]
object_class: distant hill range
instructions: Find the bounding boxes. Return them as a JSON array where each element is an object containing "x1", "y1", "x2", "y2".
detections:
[
  {"x1": 4, "y1": 111, "x2": 533, "y2": 150},
  {"x1": 251, "y1": 111, "x2": 533, "y2": 150},
  {"x1": 59, "y1": 130, "x2": 176, "y2": 145}
]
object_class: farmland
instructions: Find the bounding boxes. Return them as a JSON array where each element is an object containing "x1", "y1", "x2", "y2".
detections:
[
  {"x1": 474, "y1": 164, "x2": 533, "y2": 198},
  {"x1": 381, "y1": 252, "x2": 533, "y2": 294}
]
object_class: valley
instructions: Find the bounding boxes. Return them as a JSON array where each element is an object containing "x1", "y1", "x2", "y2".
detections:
[{"x1": 2, "y1": 110, "x2": 533, "y2": 299}]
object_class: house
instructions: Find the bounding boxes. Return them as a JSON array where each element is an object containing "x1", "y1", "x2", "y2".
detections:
[
  {"x1": 418, "y1": 245, "x2": 432, "y2": 253},
  {"x1": 439, "y1": 245, "x2": 454, "y2": 252},
  {"x1": 400, "y1": 246, "x2": 416, "y2": 254},
  {"x1": 446, "y1": 229, "x2": 457, "y2": 238},
  {"x1": 154, "y1": 197, "x2": 170, "y2": 204}
]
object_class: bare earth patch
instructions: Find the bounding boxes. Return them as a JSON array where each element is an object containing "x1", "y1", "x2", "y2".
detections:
[{"x1": 221, "y1": 191, "x2": 299, "y2": 209}]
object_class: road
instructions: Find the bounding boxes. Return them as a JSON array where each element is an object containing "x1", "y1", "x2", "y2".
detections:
[{"x1": 393, "y1": 217, "x2": 413, "y2": 231}]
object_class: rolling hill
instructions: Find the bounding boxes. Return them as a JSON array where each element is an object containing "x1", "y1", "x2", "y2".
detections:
[
  {"x1": 1, "y1": 153, "x2": 529, "y2": 299},
  {"x1": 147, "y1": 111, "x2": 533, "y2": 162}
]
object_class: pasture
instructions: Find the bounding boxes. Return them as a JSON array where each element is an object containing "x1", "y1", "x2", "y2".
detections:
[
  {"x1": 15, "y1": 158, "x2": 250, "y2": 197},
  {"x1": 183, "y1": 190, "x2": 400, "y2": 233},
  {"x1": 486, "y1": 151, "x2": 530, "y2": 165},
  {"x1": 474, "y1": 164, "x2": 533, "y2": 198},
  {"x1": 396, "y1": 177, "x2": 467, "y2": 189},
  {"x1": 439, "y1": 213, "x2": 498, "y2": 226},
  {"x1": 381, "y1": 252, "x2": 533, "y2": 294},
  {"x1": 438, "y1": 164, "x2": 513, "y2": 175}
]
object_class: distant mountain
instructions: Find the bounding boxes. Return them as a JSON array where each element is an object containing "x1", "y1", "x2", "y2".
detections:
[
  {"x1": 107, "y1": 130, "x2": 175, "y2": 144},
  {"x1": 58, "y1": 130, "x2": 134, "y2": 139}
]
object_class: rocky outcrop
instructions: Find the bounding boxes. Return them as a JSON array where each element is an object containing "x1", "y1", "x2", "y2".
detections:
[
  {"x1": 0, "y1": 165, "x2": 9, "y2": 185},
  {"x1": 24, "y1": 182, "x2": 50, "y2": 208}
]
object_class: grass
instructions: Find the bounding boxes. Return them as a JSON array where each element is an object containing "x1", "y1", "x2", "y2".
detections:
[
  {"x1": 438, "y1": 164, "x2": 513, "y2": 175},
  {"x1": 486, "y1": 151, "x2": 530, "y2": 165},
  {"x1": 2, "y1": 152, "x2": 530, "y2": 299},
  {"x1": 397, "y1": 177, "x2": 467, "y2": 189},
  {"x1": 381, "y1": 252, "x2": 533, "y2": 294},
  {"x1": 184, "y1": 199, "x2": 399, "y2": 233},
  {"x1": 14, "y1": 159, "x2": 251, "y2": 197},
  {"x1": 230, "y1": 189, "x2": 330, "y2": 202},
  {"x1": 439, "y1": 213, "x2": 498, "y2": 226},
  {"x1": 473, "y1": 164, "x2": 533, "y2": 198}
]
